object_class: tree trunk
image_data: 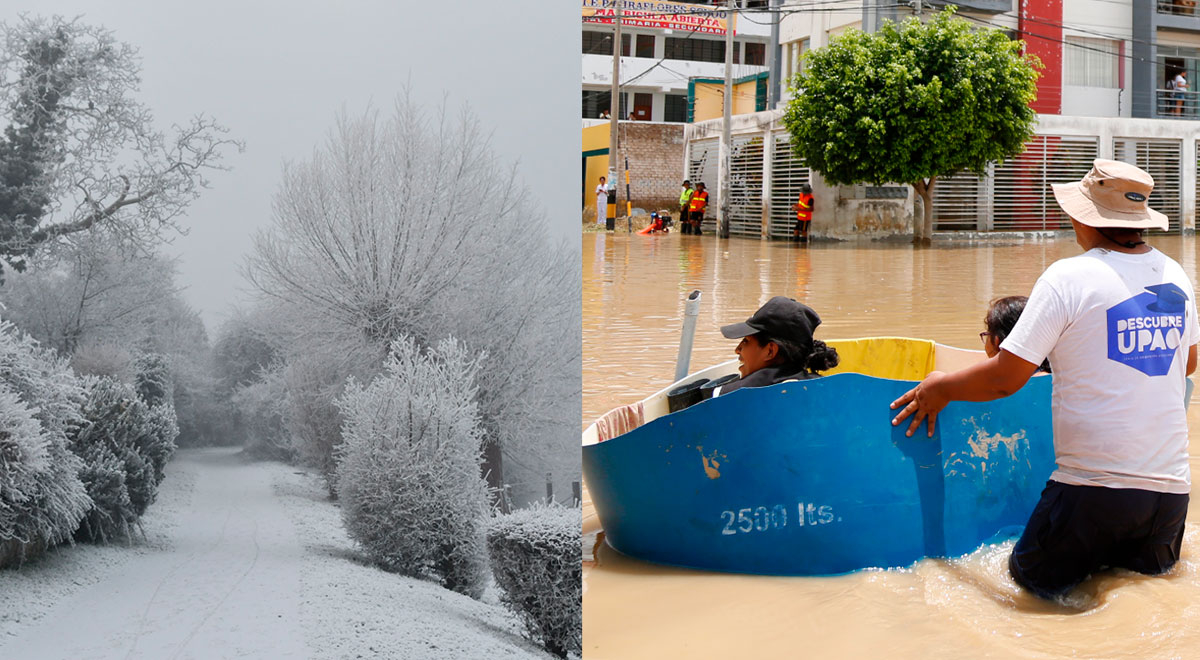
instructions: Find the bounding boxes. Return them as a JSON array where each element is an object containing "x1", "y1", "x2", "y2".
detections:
[{"x1": 911, "y1": 178, "x2": 936, "y2": 245}]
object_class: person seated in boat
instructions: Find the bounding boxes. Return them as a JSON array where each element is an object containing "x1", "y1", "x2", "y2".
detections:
[
  {"x1": 982, "y1": 296, "x2": 1051, "y2": 373},
  {"x1": 715, "y1": 296, "x2": 840, "y2": 396}
]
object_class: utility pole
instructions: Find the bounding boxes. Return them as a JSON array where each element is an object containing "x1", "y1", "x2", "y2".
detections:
[
  {"x1": 768, "y1": 0, "x2": 781, "y2": 109},
  {"x1": 608, "y1": 0, "x2": 622, "y2": 226},
  {"x1": 718, "y1": 0, "x2": 735, "y2": 239}
]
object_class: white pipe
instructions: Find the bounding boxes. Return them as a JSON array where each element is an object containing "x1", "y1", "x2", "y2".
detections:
[{"x1": 674, "y1": 290, "x2": 703, "y2": 382}]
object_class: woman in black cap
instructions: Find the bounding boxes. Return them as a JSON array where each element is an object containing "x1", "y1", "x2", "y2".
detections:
[{"x1": 716, "y1": 296, "x2": 840, "y2": 396}]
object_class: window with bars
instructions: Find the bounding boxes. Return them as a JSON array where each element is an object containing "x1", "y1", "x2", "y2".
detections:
[
  {"x1": 582, "y1": 90, "x2": 627, "y2": 119},
  {"x1": 1064, "y1": 36, "x2": 1120, "y2": 88},
  {"x1": 635, "y1": 34, "x2": 655, "y2": 58},
  {"x1": 583, "y1": 31, "x2": 630, "y2": 56},
  {"x1": 664, "y1": 94, "x2": 688, "y2": 123},
  {"x1": 744, "y1": 42, "x2": 766, "y2": 66},
  {"x1": 665, "y1": 37, "x2": 725, "y2": 63}
]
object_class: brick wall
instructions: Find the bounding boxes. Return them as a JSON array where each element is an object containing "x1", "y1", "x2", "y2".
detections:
[{"x1": 618, "y1": 122, "x2": 686, "y2": 214}]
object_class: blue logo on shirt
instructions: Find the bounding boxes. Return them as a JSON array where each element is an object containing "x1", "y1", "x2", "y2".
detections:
[{"x1": 1106, "y1": 283, "x2": 1188, "y2": 377}]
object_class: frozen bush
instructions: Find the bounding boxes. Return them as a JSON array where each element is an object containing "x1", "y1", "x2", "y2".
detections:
[
  {"x1": 0, "y1": 323, "x2": 91, "y2": 567},
  {"x1": 486, "y1": 503, "x2": 582, "y2": 659},
  {"x1": 70, "y1": 377, "x2": 172, "y2": 542},
  {"x1": 133, "y1": 353, "x2": 172, "y2": 407},
  {"x1": 336, "y1": 336, "x2": 490, "y2": 598},
  {"x1": 73, "y1": 443, "x2": 136, "y2": 543},
  {"x1": 138, "y1": 402, "x2": 178, "y2": 485},
  {"x1": 0, "y1": 386, "x2": 78, "y2": 567}
]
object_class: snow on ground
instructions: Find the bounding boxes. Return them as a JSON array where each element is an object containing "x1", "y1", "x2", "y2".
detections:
[{"x1": 0, "y1": 447, "x2": 551, "y2": 659}]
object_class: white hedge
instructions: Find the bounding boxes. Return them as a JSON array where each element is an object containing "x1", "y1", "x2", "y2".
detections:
[
  {"x1": 0, "y1": 323, "x2": 91, "y2": 567},
  {"x1": 336, "y1": 336, "x2": 491, "y2": 598},
  {"x1": 487, "y1": 503, "x2": 582, "y2": 659}
]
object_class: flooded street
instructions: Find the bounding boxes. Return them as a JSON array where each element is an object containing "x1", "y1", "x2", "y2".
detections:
[{"x1": 582, "y1": 231, "x2": 1200, "y2": 659}]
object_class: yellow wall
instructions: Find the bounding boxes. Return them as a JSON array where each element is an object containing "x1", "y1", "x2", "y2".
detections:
[
  {"x1": 583, "y1": 123, "x2": 611, "y2": 215},
  {"x1": 691, "y1": 79, "x2": 761, "y2": 123}
]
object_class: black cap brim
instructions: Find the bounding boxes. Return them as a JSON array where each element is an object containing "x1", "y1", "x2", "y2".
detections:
[{"x1": 720, "y1": 321, "x2": 758, "y2": 339}]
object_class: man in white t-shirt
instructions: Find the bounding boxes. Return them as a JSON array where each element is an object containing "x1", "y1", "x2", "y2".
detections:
[
  {"x1": 891, "y1": 159, "x2": 1199, "y2": 600},
  {"x1": 595, "y1": 176, "x2": 608, "y2": 227}
]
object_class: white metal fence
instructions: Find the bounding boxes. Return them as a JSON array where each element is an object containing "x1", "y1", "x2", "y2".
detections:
[{"x1": 687, "y1": 112, "x2": 1199, "y2": 237}]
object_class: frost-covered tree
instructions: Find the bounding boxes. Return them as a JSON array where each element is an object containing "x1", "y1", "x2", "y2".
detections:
[
  {"x1": 0, "y1": 236, "x2": 179, "y2": 354},
  {"x1": 3, "y1": 236, "x2": 220, "y2": 446},
  {"x1": 133, "y1": 352, "x2": 171, "y2": 407},
  {"x1": 0, "y1": 15, "x2": 240, "y2": 275},
  {"x1": 211, "y1": 309, "x2": 279, "y2": 393},
  {"x1": 336, "y1": 336, "x2": 491, "y2": 598},
  {"x1": 246, "y1": 94, "x2": 580, "y2": 504},
  {"x1": 0, "y1": 321, "x2": 90, "y2": 566}
]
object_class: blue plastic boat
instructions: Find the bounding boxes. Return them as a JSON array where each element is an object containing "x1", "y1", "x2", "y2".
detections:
[{"x1": 582, "y1": 338, "x2": 1057, "y2": 576}]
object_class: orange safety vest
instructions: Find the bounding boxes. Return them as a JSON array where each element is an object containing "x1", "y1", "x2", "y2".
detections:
[
  {"x1": 795, "y1": 192, "x2": 814, "y2": 221},
  {"x1": 689, "y1": 190, "x2": 709, "y2": 213}
]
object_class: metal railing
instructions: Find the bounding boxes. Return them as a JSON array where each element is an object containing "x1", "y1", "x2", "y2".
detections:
[
  {"x1": 1156, "y1": 88, "x2": 1200, "y2": 118},
  {"x1": 1158, "y1": 0, "x2": 1198, "y2": 14}
]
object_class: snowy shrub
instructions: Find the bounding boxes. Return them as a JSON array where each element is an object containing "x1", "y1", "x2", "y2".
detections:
[
  {"x1": 133, "y1": 353, "x2": 172, "y2": 407},
  {"x1": 0, "y1": 323, "x2": 91, "y2": 567},
  {"x1": 138, "y1": 402, "x2": 179, "y2": 485},
  {"x1": 486, "y1": 503, "x2": 582, "y2": 659},
  {"x1": 336, "y1": 336, "x2": 490, "y2": 598},
  {"x1": 70, "y1": 377, "x2": 173, "y2": 542}
]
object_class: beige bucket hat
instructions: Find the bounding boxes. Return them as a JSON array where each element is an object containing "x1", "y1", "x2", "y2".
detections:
[{"x1": 1050, "y1": 159, "x2": 1168, "y2": 231}]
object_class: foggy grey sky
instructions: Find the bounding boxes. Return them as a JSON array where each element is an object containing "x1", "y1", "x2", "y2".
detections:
[{"x1": 6, "y1": 1, "x2": 578, "y2": 330}]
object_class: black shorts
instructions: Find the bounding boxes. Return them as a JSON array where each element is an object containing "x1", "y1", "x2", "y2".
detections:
[{"x1": 1008, "y1": 481, "x2": 1188, "y2": 599}]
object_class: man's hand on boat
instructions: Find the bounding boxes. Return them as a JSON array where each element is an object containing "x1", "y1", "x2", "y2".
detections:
[
  {"x1": 890, "y1": 351, "x2": 1043, "y2": 437},
  {"x1": 890, "y1": 371, "x2": 950, "y2": 437}
]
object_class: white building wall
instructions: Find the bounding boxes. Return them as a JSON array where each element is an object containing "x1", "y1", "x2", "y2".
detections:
[{"x1": 581, "y1": 18, "x2": 771, "y2": 121}]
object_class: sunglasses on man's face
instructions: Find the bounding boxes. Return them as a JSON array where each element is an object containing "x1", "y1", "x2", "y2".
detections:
[{"x1": 979, "y1": 331, "x2": 990, "y2": 344}]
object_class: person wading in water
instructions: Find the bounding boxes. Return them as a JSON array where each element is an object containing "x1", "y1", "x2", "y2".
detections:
[{"x1": 891, "y1": 159, "x2": 1200, "y2": 600}]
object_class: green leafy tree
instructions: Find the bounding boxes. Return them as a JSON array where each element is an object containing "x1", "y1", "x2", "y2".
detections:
[
  {"x1": 0, "y1": 15, "x2": 240, "y2": 276},
  {"x1": 781, "y1": 9, "x2": 1040, "y2": 242}
]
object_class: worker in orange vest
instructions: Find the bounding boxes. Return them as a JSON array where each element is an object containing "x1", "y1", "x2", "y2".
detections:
[
  {"x1": 687, "y1": 182, "x2": 709, "y2": 235},
  {"x1": 792, "y1": 183, "x2": 814, "y2": 243}
]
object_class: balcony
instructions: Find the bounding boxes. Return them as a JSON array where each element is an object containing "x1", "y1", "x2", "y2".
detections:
[
  {"x1": 1155, "y1": 88, "x2": 1199, "y2": 118},
  {"x1": 1159, "y1": 0, "x2": 1198, "y2": 15}
]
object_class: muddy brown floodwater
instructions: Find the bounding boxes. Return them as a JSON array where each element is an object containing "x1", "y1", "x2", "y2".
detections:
[{"x1": 582, "y1": 231, "x2": 1200, "y2": 660}]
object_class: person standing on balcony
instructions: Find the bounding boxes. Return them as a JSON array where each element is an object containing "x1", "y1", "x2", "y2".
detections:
[{"x1": 1175, "y1": 70, "x2": 1188, "y2": 116}]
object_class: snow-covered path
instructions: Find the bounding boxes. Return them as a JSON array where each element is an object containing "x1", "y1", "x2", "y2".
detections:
[
  {"x1": 4, "y1": 448, "x2": 308, "y2": 659},
  {"x1": 1, "y1": 447, "x2": 547, "y2": 660}
]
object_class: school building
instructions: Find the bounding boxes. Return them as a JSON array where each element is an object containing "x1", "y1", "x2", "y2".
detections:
[{"x1": 584, "y1": 0, "x2": 1200, "y2": 233}]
